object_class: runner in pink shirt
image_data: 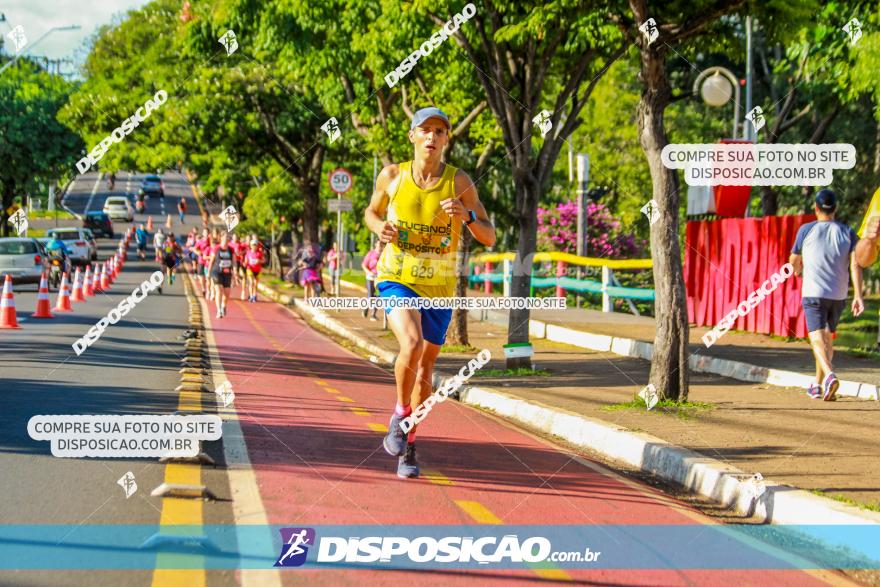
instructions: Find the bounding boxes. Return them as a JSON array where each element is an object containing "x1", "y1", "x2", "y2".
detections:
[
  {"x1": 244, "y1": 239, "x2": 266, "y2": 302},
  {"x1": 361, "y1": 240, "x2": 382, "y2": 320}
]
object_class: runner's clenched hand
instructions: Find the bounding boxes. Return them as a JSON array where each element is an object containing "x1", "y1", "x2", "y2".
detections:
[
  {"x1": 439, "y1": 198, "x2": 466, "y2": 220},
  {"x1": 378, "y1": 221, "x2": 398, "y2": 243}
]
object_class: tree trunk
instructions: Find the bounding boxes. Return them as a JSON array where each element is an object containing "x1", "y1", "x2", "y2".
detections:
[
  {"x1": 446, "y1": 229, "x2": 473, "y2": 346},
  {"x1": 0, "y1": 182, "x2": 14, "y2": 238},
  {"x1": 760, "y1": 185, "x2": 778, "y2": 216},
  {"x1": 636, "y1": 42, "x2": 690, "y2": 401},
  {"x1": 506, "y1": 181, "x2": 539, "y2": 369}
]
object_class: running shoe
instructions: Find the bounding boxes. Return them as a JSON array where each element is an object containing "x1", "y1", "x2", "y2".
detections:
[
  {"x1": 383, "y1": 413, "x2": 408, "y2": 456},
  {"x1": 822, "y1": 372, "x2": 839, "y2": 401},
  {"x1": 216, "y1": 308, "x2": 222, "y2": 319},
  {"x1": 807, "y1": 382, "x2": 822, "y2": 399},
  {"x1": 397, "y1": 443, "x2": 419, "y2": 478}
]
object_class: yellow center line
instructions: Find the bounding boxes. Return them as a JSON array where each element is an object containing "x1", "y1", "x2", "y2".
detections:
[
  {"x1": 454, "y1": 500, "x2": 571, "y2": 581},
  {"x1": 323, "y1": 387, "x2": 340, "y2": 394},
  {"x1": 422, "y1": 469, "x2": 454, "y2": 486},
  {"x1": 336, "y1": 396, "x2": 356, "y2": 403},
  {"x1": 349, "y1": 408, "x2": 370, "y2": 417},
  {"x1": 153, "y1": 287, "x2": 205, "y2": 587},
  {"x1": 366, "y1": 423, "x2": 389, "y2": 433}
]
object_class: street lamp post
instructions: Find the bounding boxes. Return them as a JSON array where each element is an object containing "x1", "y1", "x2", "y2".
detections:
[
  {"x1": 693, "y1": 66, "x2": 740, "y2": 139},
  {"x1": 0, "y1": 24, "x2": 81, "y2": 75}
]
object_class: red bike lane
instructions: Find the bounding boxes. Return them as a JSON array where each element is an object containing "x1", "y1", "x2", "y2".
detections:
[{"x1": 206, "y1": 289, "x2": 847, "y2": 586}]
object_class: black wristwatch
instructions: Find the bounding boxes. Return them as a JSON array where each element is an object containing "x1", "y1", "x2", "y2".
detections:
[{"x1": 465, "y1": 210, "x2": 478, "y2": 226}]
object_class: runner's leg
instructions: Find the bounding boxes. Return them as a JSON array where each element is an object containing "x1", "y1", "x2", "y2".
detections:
[
  {"x1": 807, "y1": 329, "x2": 833, "y2": 381},
  {"x1": 387, "y1": 308, "x2": 424, "y2": 409},
  {"x1": 407, "y1": 341, "x2": 442, "y2": 442}
]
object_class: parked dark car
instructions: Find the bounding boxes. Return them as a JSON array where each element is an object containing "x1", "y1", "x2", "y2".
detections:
[{"x1": 83, "y1": 211, "x2": 114, "y2": 238}]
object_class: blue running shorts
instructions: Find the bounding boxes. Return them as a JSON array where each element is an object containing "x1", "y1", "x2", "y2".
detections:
[{"x1": 377, "y1": 281, "x2": 452, "y2": 346}]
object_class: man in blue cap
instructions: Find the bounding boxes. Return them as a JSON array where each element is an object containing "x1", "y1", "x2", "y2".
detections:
[
  {"x1": 789, "y1": 189, "x2": 864, "y2": 401},
  {"x1": 364, "y1": 107, "x2": 496, "y2": 478}
]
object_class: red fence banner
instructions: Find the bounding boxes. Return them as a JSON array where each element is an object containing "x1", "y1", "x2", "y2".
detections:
[{"x1": 684, "y1": 214, "x2": 816, "y2": 339}]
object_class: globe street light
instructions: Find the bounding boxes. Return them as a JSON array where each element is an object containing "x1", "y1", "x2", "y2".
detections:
[
  {"x1": 693, "y1": 66, "x2": 740, "y2": 139},
  {"x1": 0, "y1": 24, "x2": 81, "y2": 75}
]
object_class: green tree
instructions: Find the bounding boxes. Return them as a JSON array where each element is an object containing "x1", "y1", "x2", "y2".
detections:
[
  {"x1": 0, "y1": 61, "x2": 82, "y2": 236},
  {"x1": 618, "y1": 0, "x2": 817, "y2": 400}
]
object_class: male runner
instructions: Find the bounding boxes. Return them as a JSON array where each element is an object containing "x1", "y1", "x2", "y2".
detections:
[
  {"x1": 789, "y1": 189, "x2": 864, "y2": 400},
  {"x1": 364, "y1": 107, "x2": 496, "y2": 478}
]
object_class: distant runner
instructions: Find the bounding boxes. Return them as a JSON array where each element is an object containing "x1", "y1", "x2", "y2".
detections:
[
  {"x1": 244, "y1": 239, "x2": 265, "y2": 303},
  {"x1": 177, "y1": 197, "x2": 187, "y2": 224},
  {"x1": 364, "y1": 107, "x2": 496, "y2": 478},
  {"x1": 206, "y1": 232, "x2": 236, "y2": 318},
  {"x1": 135, "y1": 223, "x2": 149, "y2": 260}
]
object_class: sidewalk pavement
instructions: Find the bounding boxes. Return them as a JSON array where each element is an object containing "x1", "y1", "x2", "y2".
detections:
[{"x1": 257, "y1": 277, "x2": 880, "y2": 531}]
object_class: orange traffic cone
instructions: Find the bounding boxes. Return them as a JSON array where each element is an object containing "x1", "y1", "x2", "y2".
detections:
[
  {"x1": 54, "y1": 272, "x2": 73, "y2": 312},
  {"x1": 32, "y1": 272, "x2": 54, "y2": 318},
  {"x1": 166, "y1": 214, "x2": 173, "y2": 229},
  {"x1": 70, "y1": 267, "x2": 85, "y2": 302},
  {"x1": 147, "y1": 216, "x2": 153, "y2": 232},
  {"x1": 0, "y1": 274, "x2": 21, "y2": 328},
  {"x1": 100, "y1": 262, "x2": 110, "y2": 291},
  {"x1": 83, "y1": 265, "x2": 94, "y2": 297}
]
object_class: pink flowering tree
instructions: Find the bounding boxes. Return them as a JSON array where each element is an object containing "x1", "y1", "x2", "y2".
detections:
[{"x1": 537, "y1": 200, "x2": 646, "y2": 259}]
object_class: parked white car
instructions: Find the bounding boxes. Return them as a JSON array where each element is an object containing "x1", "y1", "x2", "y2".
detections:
[
  {"x1": 0, "y1": 237, "x2": 50, "y2": 285},
  {"x1": 45, "y1": 228, "x2": 92, "y2": 266},
  {"x1": 103, "y1": 196, "x2": 134, "y2": 222}
]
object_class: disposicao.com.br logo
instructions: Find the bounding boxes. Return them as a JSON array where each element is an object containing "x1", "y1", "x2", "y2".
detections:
[{"x1": 269, "y1": 528, "x2": 602, "y2": 568}]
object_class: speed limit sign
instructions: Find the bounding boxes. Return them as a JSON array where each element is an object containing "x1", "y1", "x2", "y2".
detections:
[{"x1": 329, "y1": 168, "x2": 353, "y2": 194}]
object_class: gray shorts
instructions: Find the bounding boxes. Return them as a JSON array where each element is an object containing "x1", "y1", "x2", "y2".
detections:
[{"x1": 802, "y1": 297, "x2": 846, "y2": 333}]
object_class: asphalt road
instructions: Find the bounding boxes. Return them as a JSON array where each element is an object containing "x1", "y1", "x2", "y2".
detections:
[{"x1": 0, "y1": 171, "x2": 235, "y2": 587}]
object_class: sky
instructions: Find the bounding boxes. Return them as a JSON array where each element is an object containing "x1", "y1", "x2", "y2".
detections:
[{"x1": 1, "y1": 0, "x2": 150, "y2": 74}]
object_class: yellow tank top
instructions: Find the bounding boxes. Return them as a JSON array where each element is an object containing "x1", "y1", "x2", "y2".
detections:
[
  {"x1": 376, "y1": 161, "x2": 462, "y2": 298},
  {"x1": 858, "y1": 186, "x2": 880, "y2": 239}
]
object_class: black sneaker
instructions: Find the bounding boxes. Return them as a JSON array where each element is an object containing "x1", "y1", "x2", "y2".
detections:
[
  {"x1": 397, "y1": 443, "x2": 419, "y2": 478},
  {"x1": 383, "y1": 413, "x2": 408, "y2": 456}
]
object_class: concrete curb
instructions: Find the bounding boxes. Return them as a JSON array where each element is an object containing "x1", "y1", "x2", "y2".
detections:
[
  {"x1": 454, "y1": 384, "x2": 880, "y2": 524},
  {"x1": 257, "y1": 281, "x2": 880, "y2": 532},
  {"x1": 475, "y1": 308, "x2": 879, "y2": 400}
]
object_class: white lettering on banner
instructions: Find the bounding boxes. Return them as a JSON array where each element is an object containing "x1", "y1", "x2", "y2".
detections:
[{"x1": 702, "y1": 263, "x2": 794, "y2": 348}]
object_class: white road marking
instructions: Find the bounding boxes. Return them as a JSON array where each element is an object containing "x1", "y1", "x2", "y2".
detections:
[
  {"x1": 83, "y1": 173, "x2": 104, "y2": 214},
  {"x1": 61, "y1": 178, "x2": 77, "y2": 206},
  {"x1": 199, "y1": 291, "x2": 281, "y2": 587}
]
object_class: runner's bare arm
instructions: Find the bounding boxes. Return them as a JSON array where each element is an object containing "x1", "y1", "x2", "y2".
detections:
[
  {"x1": 788, "y1": 253, "x2": 803, "y2": 276},
  {"x1": 439, "y1": 170, "x2": 496, "y2": 247},
  {"x1": 855, "y1": 215, "x2": 879, "y2": 268},
  {"x1": 850, "y1": 253, "x2": 864, "y2": 317},
  {"x1": 364, "y1": 164, "x2": 400, "y2": 243}
]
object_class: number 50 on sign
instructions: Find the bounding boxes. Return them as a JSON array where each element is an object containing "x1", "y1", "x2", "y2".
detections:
[{"x1": 329, "y1": 168, "x2": 353, "y2": 194}]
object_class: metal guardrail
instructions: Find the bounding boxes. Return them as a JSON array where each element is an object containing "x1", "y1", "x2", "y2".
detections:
[{"x1": 468, "y1": 251, "x2": 654, "y2": 312}]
